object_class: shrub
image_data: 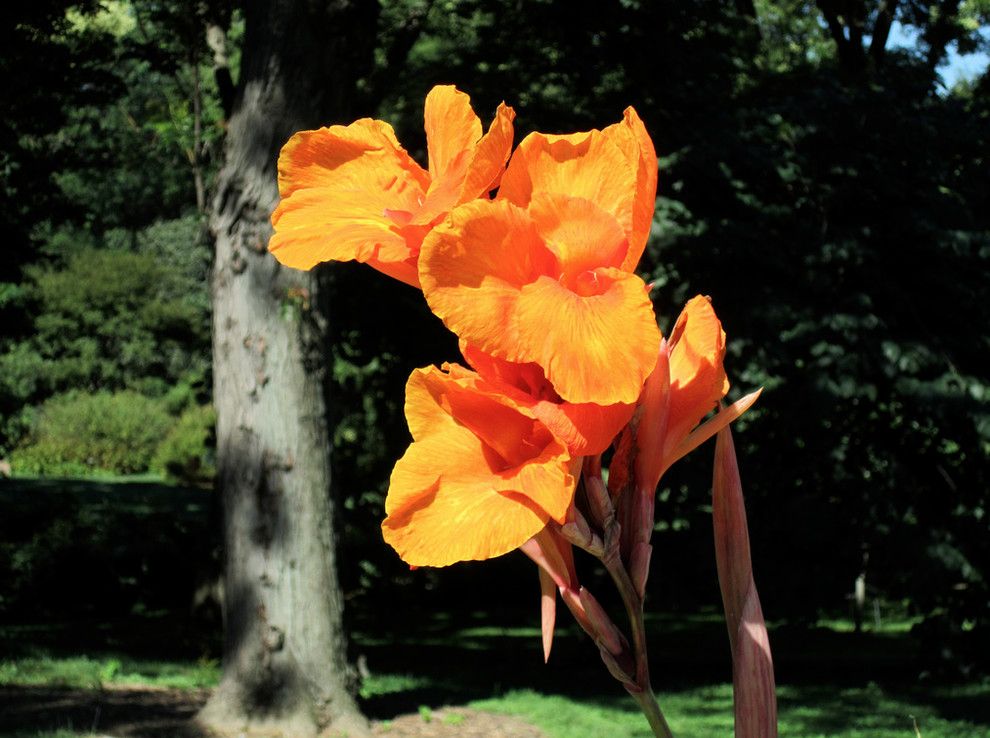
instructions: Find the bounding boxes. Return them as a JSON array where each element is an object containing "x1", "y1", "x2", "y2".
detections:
[
  {"x1": 10, "y1": 391, "x2": 172, "y2": 476},
  {"x1": 152, "y1": 404, "x2": 215, "y2": 482}
]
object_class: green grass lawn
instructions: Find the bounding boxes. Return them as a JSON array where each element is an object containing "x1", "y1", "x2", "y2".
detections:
[
  {"x1": 0, "y1": 654, "x2": 219, "y2": 690},
  {"x1": 2, "y1": 650, "x2": 988, "y2": 737},
  {"x1": 2, "y1": 478, "x2": 988, "y2": 737},
  {"x1": 469, "y1": 683, "x2": 990, "y2": 738}
]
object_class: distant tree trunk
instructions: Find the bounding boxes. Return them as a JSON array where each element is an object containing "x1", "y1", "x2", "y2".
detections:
[{"x1": 198, "y1": 1, "x2": 377, "y2": 735}]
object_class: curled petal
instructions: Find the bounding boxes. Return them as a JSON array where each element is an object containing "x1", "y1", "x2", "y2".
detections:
[
  {"x1": 498, "y1": 110, "x2": 656, "y2": 272},
  {"x1": 602, "y1": 108, "x2": 658, "y2": 271},
  {"x1": 461, "y1": 344, "x2": 634, "y2": 456},
  {"x1": 424, "y1": 85, "x2": 483, "y2": 183},
  {"x1": 459, "y1": 102, "x2": 516, "y2": 202},
  {"x1": 419, "y1": 91, "x2": 516, "y2": 223},
  {"x1": 664, "y1": 295, "x2": 730, "y2": 457},
  {"x1": 382, "y1": 367, "x2": 576, "y2": 567},
  {"x1": 634, "y1": 297, "x2": 759, "y2": 489},
  {"x1": 270, "y1": 120, "x2": 429, "y2": 284}
]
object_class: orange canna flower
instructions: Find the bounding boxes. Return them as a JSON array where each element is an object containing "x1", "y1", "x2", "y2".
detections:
[
  {"x1": 381, "y1": 364, "x2": 579, "y2": 568},
  {"x1": 269, "y1": 85, "x2": 515, "y2": 287},
  {"x1": 420, "y1": 109, "x2": 660, "y2": 405}
]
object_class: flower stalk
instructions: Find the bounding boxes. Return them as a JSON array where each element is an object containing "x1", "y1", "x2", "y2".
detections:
[{"x1": 556, "y1": 461, "x2": 674, "y2": 738}]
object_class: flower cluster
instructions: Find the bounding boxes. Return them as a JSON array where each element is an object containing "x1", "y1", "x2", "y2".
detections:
[{"x1": 271, "y1": 85, "x2": 773, "y2": 737}]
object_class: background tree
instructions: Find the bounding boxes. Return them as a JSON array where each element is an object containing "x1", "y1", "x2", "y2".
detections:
[{"x1": 199, "y1": 0, "x2": 379, "y2": 734}]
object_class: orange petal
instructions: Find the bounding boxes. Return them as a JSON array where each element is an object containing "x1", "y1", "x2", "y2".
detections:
[
  {"x1": 498, "y1": 128, "x2": 638, "y2": 267},
  {"x1": 424, "y1": 85, "x2": 482, "y2": 183},
  {"x1": 460, "y1": 343, "x2": 560, "y2": 401},
  {"x1": 633, "y1": 339, "x2": 671, "y2": 495},
  {"x1": 422, "y1": 200, "x2": 658, "y2": 405},
  {"x1": 459, "y1": 102, "x2": 516, "y2": 201},
  {"x1": 461, "y1": 344, "x2": 633, "y2": 455},
  {"x1": 270, "y1": 187, "x2": 411, "y2": 270},
  {"x1": 419, "y1": 198, "x2": 554, "y2": 343},
  {"x1": 535, "y1": 399, "x2": 635, "y2": 456},
  {"x1": 511, "y1": 270, "x2": 659, "y2": 404},
  {"x1": 277, "y1": 119, "x2": 429, "y2": 197},
  {"x1": 382, "y1": 367, "x2": 576, "y2": 567},
  {"x1": 663, "y1": 295, "x2": 729, "y2": 457},
  {"x1": 528, "y1": 192, "x2": 628, "y2": 284},
  {"x1": 270, "y1": 119, "x2": 428, "y2": 283},
  {"x1": 603, "y1": 108, "x2": 658, "y2": 271},
  {"x1": 418, "y1": 96, "x2": 516, "y2": 223}
]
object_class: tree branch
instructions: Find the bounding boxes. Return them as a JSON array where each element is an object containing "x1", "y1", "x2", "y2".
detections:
[{"x1": 869, "y1": 0, "x2": 899, "y2": 63}]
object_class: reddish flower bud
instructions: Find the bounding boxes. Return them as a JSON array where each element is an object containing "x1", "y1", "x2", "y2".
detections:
[{"x1": 713, "y1": 425, "x2": 777, "y2": 738}]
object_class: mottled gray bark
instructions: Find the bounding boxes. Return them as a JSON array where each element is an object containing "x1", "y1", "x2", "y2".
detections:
[{"x1": 198, "y1": 1, "x2": 376, "y2": 735}]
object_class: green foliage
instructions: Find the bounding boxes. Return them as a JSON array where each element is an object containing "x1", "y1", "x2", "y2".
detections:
[
  {"x1": 152, "y1": 404, "x2": 216, "y2": 482},
  {"x1": 26, "y1": 243, "x2": 209, "y2": 395},
  {"x1": 10, "y1": 391, "x2": 172, "y2": 476},
  {"x1": 0, "y1": 478, "x2": 213, "y2": 627},
  {"x1": 641, "y1": 66, "x2": 990, "y2": 652},
  {"x1": 0, "y1": 217, "x2": 210, "y2": 454}
]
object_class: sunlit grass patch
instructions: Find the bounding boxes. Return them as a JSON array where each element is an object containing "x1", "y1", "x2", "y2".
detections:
[
  {"x1": 470, "y1": 682, "x2": 990, "y2": 738},
  {"x1": 0, "y1": 654, "x2": 219, "y2": 689},
  {"x1": 359, "y1": 672, "x2": 436, "y2": 699}
]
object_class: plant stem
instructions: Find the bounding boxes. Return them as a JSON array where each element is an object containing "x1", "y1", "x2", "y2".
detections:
[
  {"x1": 602, "y1": 551, "x2": 675, "y2": 738},
  {"x1": 630, "y1": 683, "x2": 675, "y2": 738}
]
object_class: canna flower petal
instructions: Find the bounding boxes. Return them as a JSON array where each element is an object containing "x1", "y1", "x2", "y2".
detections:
[
  {"x1": 382, "y1": 366, "x2": 577, "y2": 567},
  {"x1": 418, "y1": 89, "x2": 516, "y2": 222},
  {"x1": 498, "y1": 108, "x2": 657, "y2": 272},
  {"x1": 602, "y1": 108, "x2": 658, "y2": 271},
  {"x1": 424, "y1": 85, "x2": 483, "y2": 183},
  {"x1": 527, "y1": 193, "x2": 628, "y2": 280},
  {"x1": 270, "y1": 86, "x2": 514, "y2": 287},
  {"x1": 665, "y1": 295, "x2": 730, "y2": 450},
  {"x1": 512, "y1": 272, "x2": 659, "y2": 405},
  {"x1": 276, "y1": 118, "x2": 429, "y2": 197},
  {"x1": 459, "y1": 102, "x2": 516, "y2": 201},
  {"x1": 420, "y1": 199, "x2": 660, "y2": 405},
  {"x1": 633, "y1": 295, "x2": 751, "y2": 494},
  {"x1": 270, "y1": 119, "x2": 428, "y2": 284},
  {"x1": 461, "y1": 344, "x2": 634, "y2": 456}
]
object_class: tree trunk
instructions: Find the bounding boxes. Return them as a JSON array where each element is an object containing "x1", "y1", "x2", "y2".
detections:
[{"x1": 199, "y1": 1, "x2": 377, "y2": 735}]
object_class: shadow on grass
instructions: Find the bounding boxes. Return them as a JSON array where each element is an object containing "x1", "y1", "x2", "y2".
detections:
[
  {"x1": 0, "y1": 685, "x2": 208, "y2": 738},
  {"x1": 3, "y1": 478, "x2": 988, "y2": 736}
]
